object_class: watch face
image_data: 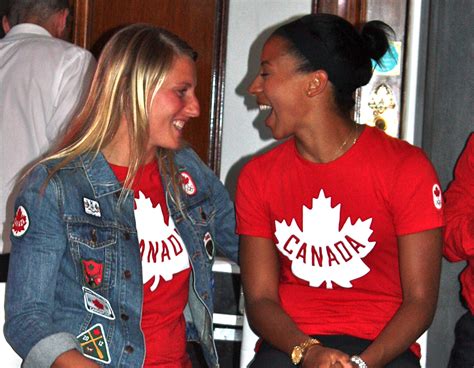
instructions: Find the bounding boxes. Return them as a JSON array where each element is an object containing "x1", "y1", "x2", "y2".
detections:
[{"x1": 291, "y1": 346, "x2": 303, "y2": 364}]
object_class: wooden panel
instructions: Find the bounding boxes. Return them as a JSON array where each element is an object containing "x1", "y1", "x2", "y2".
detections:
[
  {"x1": 72, "y1": 0, "x2": 228, "y2": 171},
  {"x1": 313, "y1": 0, "x2": 367, "y2": 26}
]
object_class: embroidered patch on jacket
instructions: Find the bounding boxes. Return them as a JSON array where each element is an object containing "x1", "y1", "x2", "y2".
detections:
[
  {"x1": 83, "y1": 287, "x2": 115, "y2": 320},
  {"x1": 77, "y1": 323, "x2": 111, "y2": 364},
  {"x1": 203, "y1": 232, "x2": 214, "y2": 260},
  {"x1": 11, "y1": 205, "x2": 29, "y2": 237},
  {"x1": 432, "y1": 184, "x2": 443, "y2": 209},
  {"x1": 82, "y1": 259, "x2": 104, "y2": 289},
  {"x1": 83, "y1": 197, "x2": 101, "y2": 217},
  {"x1": 180, "y1": 171, "x2": 197, "y2": 196}
]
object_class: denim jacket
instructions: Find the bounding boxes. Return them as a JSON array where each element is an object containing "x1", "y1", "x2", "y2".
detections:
[{"x1": 4, "y1": 148, "x2": 239, "y2": 368}]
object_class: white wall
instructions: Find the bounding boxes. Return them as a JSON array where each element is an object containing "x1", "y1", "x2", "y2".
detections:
[{"x1": 220, "y1": 0, "x2": 312, "y2": 193}]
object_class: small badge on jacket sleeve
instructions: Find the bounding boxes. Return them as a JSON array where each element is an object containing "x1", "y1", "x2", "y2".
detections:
[
  {"x1": 180, "y1": 172, "x2": 197, "y2": 196},
  {"x1": 83, "y1": 287, "x2": 115, "y2": 320},
  {"x1": 77, "y1": 323, "x2": 111, "y2": 364},
  {"x1": 83, "y1": 197, "x2": 101, "y2": 217},
  {"x1": 11, "y1": 205, "x2": 29, "y2": 237}
]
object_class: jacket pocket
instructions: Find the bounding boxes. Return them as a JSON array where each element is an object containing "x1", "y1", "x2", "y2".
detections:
[
  {"x1": 67, "y1": 219, "x2": 118, "y2": 290},
  {"x1": 173, "y1": 191, "x2": 215, "y2": 227},
  {"x1": 68, "y1": 221, "x2": 117, "y2": 249}
]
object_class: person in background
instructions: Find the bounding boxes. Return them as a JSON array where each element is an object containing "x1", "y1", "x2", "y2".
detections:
[
  {"x1": 236, "y1": 13, "x2": 444, "y2": 368},
  {"x1": 4, "y1": 24, "x2": 238, "y2": 368},
  {"x1": 443, "y1": 133, "x2": 474, "y2": 368},
  {"x1": 0, "y1": 0, "x2": 95, "y2": 254}
]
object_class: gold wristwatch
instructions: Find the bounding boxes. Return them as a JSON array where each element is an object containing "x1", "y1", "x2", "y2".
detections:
[{"x1": 290, "y1": 338, "x2": 321, "y2": 365}]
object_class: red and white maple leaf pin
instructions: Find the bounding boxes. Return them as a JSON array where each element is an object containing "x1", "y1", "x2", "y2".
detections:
[
  {"x1": 432, "y1": 184, "x2": 442, "y2": 209},
  {"x1": 12, "y1": 205, "x2": 30, "y2": 237}
]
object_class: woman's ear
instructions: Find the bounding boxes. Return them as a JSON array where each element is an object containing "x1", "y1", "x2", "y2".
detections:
[{"x1": 305, "y1": 70, "x2": 329, "y2": 97}]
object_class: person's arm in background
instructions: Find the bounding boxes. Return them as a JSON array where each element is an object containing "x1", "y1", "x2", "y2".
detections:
[
  {"x1": 444, "y1": 134, "x2": 474, "y2": 262},
  {"x1": 47, "y1": 47, "x2": 96, "y2": 143}
]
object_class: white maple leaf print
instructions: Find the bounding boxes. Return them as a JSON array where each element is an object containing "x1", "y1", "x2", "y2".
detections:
[
  {"x1": 134, "y1": 191, "x2": 189, "y2": 291},
  {"x1": 275, "y1": 189, "x2": 376, "y2": 289}
]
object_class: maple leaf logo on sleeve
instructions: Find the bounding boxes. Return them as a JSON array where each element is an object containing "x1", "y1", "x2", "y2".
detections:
[
  {"x1": 275, "y1": 189, "x2": 376, "y2": 289},
  {"x1": 12, "y1": 205, "x2": 30, "y2": 237}
]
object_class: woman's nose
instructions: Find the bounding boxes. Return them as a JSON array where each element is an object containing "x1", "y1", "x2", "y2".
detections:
[
  {"x1": 187, "y1": 94, "x2": 200, "y2": 117},
  {"x1": 248, "y1": 75, "x2": 262, "y2": 95}
]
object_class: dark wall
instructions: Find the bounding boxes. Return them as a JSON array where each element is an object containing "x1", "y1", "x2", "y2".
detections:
[{"x1": 422, "y1": 0, "x2": 474, "y2": 366}]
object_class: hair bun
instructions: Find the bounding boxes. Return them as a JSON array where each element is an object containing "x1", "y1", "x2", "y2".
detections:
[{"x1": 361, "y1": 20, "x2": 394, "y2": 61}]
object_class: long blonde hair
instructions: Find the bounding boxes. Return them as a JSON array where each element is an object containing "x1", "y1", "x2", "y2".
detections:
[{"x1": 45, "y1": 24, "x2": 197, "y2": 201}]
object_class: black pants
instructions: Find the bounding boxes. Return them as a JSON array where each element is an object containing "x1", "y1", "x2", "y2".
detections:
[
  {"x1": 249, "y1": 335, "x2": 420, "y2": 368},
  {"x1": 448, "y1": 311, "x2": 474, "y2": 368}
]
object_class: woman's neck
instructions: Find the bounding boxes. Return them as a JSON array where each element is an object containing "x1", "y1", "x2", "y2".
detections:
[{"x1": 294, "y1": 112, "x2": 358, "y2": 164}]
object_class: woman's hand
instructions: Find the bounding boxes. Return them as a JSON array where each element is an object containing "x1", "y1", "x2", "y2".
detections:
[{"x1": 302, "y1": 345, "x2": 354, "y2": 368}]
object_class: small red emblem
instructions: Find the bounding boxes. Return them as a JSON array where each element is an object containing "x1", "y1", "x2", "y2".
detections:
[
  {"x1": 432, "y1": 184, "x2": 442, "y2": 210},
  {"x1": 82, "y1": 259, "x2": 104, "y2": 289},
  {"x1": 180, "y1": 172, "x2": 197, "y2": 196},
  {"x1": 12, "y1": 206, "x2": 29, "y2": 237},
  {"x1": 92, "y1": 298, "x2": 104, "y2": 310}
]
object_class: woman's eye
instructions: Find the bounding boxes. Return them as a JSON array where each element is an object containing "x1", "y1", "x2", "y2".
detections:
[{"x1": 177, "y1": 89, "x2": 187, "y2": 97}]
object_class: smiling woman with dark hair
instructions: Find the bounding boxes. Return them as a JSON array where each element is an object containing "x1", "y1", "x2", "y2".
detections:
[{"x1": 236, "y1": 13, "x2": 444, "y2": 368}]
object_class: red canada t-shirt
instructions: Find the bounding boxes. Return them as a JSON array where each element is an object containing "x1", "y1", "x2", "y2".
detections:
[
  {"x1": 111, "y1": 161, "x2": 192, "y2": 367},
  {"x1": 443, "y1": 134, "x2": 474, "y2": 314},
  {"x1": 236, "y1": 126, "x2": 444, "y2": 356}
]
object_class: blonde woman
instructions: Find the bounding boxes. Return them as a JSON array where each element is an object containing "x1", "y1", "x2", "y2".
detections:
[{"x1": 5, "y1": 24, "x2": 238, "y2": 368}]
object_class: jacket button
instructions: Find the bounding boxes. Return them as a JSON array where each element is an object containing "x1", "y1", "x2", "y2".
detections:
[
  {"x1": 90, "y1": 229, "x2": 97, "y2": 243},
  {"x1": 124, "y1": 270, "x2": 132, "y2": 279},
  {"x1": 124, "y1": 345, "x2": 134, "y2": 353},
  {"x1": 123, "y1": 231, "x2": 130, "y2": 240},
  {"x1": 121, "y1": 313, "x2": 129, "y2": 321},
  {"x1": 201, "y1": 292, "x2": 208, "y2": 300}
]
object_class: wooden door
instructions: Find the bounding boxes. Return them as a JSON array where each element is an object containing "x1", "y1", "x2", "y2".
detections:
[{"x1": 72, "y1": 0, "x2": 228, "y2": 173}]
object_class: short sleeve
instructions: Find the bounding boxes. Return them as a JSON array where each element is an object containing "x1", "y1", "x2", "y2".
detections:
[
  {"x1": 235, "y1": 160, "x2": 273, "y2": 239},
  {"x1": 390, "y1": 149, "x2": 444, "y2": 235}
]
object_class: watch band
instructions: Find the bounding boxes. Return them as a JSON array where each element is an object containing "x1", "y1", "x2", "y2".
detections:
[{"x1": 350, "y1": 355, "x2": 368, "y2": 368}]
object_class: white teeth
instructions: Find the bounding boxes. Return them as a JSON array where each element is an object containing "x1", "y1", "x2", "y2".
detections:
[
  {"x1": 172, "y1": 120, "x2": 185, "y2": 130},
  {"x1": 259, "y1": 104, "x2": 272, "y2": 111}
]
